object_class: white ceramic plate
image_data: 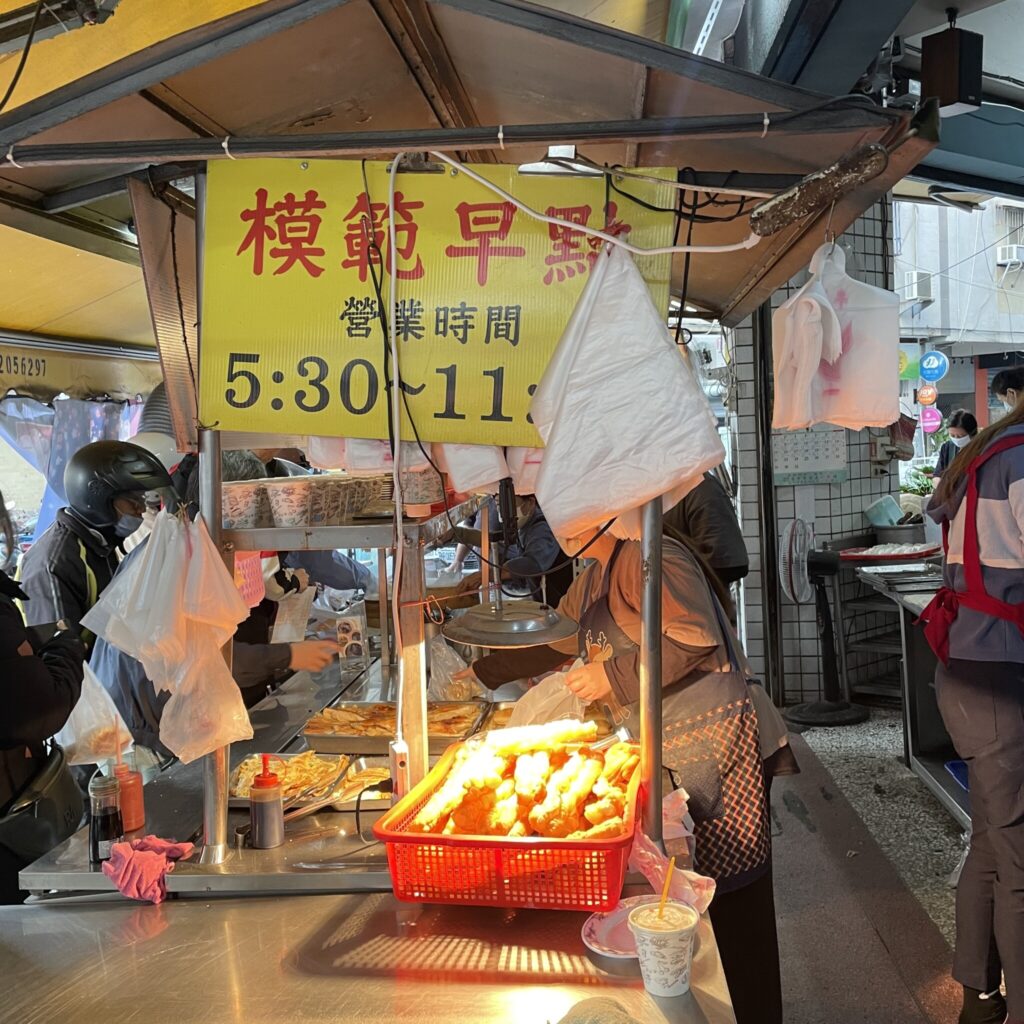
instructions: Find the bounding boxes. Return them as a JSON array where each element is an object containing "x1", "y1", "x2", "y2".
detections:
[{"x1": 582, "y1": 895, "x2": 700, "y2": 959}]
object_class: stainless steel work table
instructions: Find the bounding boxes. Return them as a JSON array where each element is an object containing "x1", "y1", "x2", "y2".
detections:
[
  {"x1": 20, "y1": 660, "x2": 383, "y2": 896},
  {"x1": 855, "y1": 567, "x2": 969, "y2": 829},
  {"x1": 0, "y1": 889, "x2": 736, "y2": 1024}
]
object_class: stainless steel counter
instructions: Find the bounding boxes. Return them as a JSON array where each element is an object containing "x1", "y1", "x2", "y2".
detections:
[
  {"x1": 855, "y1": 568, "x2": 969, "y2": 829},
  {"x1": 20, "y1": 660, "x2": 373, "y2": 895},
  {"x1": 1, "y1": 889, "x2": 736, "y2": 1024}
]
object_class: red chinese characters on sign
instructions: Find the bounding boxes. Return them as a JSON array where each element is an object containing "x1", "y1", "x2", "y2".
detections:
[
  {"x1": 543, "y1": 205, "x2": 592, "y2": 285},
  {"x1": 445, "y1": 201, "x2": 526, "y2": 286},
  {"x1": 542, "y1": 202, "x2": 632, "y2": 286},
  {"x1": 238, "y1": 189, "x2": 327, "y2": 277},
  {"x1": 342, "y1": 192, "x2": 425, "y2": 282}
]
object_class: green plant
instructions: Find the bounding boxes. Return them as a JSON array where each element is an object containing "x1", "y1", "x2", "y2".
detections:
[{"x1": 901, "y1": 468, "x2": 933, "y2": 496}]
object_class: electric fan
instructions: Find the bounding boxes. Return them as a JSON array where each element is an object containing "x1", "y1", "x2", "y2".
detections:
[{"x1": 779, "y1": 519, "x2": 868, "y2": 728}]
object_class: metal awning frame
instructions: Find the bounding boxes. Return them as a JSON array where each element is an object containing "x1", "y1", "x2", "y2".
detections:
[{"x1": 0, "y1": 104, "x2": 902, "y2": 167}]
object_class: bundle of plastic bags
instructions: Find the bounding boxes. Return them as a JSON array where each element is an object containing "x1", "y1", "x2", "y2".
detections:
[
  {"x1": 55, "y1": 664, "x2": 133, "y2": 765},
  {"x1": 306, "y1": 436, "x2": 431, "y2": 474},
  {"x1": 82, "y1": 511, "x2": 253, "y2": 764},
  {"x1": 432, "y1": 443, "x2": 508, "y2": 494},
  {"x1": 532, "y1": 245, "x2": 724, "y2": 540}
]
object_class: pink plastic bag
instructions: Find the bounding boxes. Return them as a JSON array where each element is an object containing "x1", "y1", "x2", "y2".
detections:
[{"x1": 628, "y1": 788, "x2": 715, "y2": 914}]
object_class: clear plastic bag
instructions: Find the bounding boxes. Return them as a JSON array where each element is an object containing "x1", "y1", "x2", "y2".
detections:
[
  {"x1": 507, "y1": 660, "x2": 588, "y2": 727},
  {"x1": 55, "y1": 664, "x2": 133, "y2": 766},
  {"x1": 158, "y1": 651, "x2": 254, "y2": 764},
  {"x1": 136, "y1": 513, "x2": 189, "y2": 678},
  {"x1": 628, "y1": 789, "x2": 714, "y2": 914},
  {"x1": 427, "y1": 636, "x2": 483, "y2": 701},
  {"x1": 183, "y1": 518, "x2": 249, "y2": 647}
]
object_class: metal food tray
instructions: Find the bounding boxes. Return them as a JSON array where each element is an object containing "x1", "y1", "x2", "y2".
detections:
[
  {"x1": 330, "y1": 756, "x2": 392, "y2": 811},
  {"x1": 479, "y1": 701, "x2": 616, "y2": 736},
  {"x1": 303, "y1": 701, "x2": 488, "y2": 755},
  {"x1": 227, "y1": 752, "x2": 349, "y2": 808}
]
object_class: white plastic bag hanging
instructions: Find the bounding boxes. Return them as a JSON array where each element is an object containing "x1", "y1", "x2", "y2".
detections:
[
  {"x1": 183, "y1": 518, "x2": 250, "y2": 647},
  {"x1": 433, "y1": 443, "x2": 508, "y2": 494},
  {"x1": 532, "y1": 246, "x2": 724, "y2": 539},
  {"x1": 506, "y1": 447, "x2": 544, "y2": 495},
  {"x1": 55, "y1": 664, "x2": 133, "y2": 765},
  {"x1": 507, "y1": 660, "x2": 588, "y2": 727},
  {"x1": 159, "y1": 652, "x2": 254, "y2": 765}
]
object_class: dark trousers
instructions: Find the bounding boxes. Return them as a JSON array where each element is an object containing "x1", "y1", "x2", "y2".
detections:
[
  {"x1": 708, "y1": 865, "x2": 782, "y2": 1024},
  {"x1": 937, "y1": 659, "x2": 1024, "y2": 1019}
]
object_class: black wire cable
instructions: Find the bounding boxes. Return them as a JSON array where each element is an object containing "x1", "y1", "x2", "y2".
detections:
[
  {"x1": 673, "y1": 185, "x2": 699, "y2": 349},
  {"x1": 357, "y1": 164, "x2": 621, "y2": 596},
  {"x1": 0, "y1": 0, "x2": 45, "y2": 115}
]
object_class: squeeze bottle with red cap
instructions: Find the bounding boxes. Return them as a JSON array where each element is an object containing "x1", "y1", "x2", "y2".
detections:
[
  {"x1": 249, "y1": 754, "x2": 284, "y2": 849},
  {"x1": 113, "y1": 759, "x2": 145, "y2": 833}
]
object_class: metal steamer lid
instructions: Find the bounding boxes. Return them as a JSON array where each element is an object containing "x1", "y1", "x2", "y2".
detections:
[{"x1": 442, "y1": 601, "x2": 578, "y2": 649}]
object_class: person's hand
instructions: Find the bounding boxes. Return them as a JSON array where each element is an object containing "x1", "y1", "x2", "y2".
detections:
[
  {"x1": 451, "y1": 665, "x2": 481, "y2": 687},
  {"x1": 291, "y1": 568, "x2": 310, "y2": 593},
  {"x1": 455, "y1": 570, "x2": 482, "y2": 595},
  {"x1": 289, "y1": 639, "x2": 339, "y2": 672},
  {"x1": 564, "y1": 661, "x2": 612, "y2": 703}
]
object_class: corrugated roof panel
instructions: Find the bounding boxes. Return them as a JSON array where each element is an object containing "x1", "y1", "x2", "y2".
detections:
[{"x1": 0, "y1": 223, "x2": 151, "y2": 343}]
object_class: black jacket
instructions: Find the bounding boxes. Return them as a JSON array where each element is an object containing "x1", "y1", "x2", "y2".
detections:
[
  {"x1": 0, "y1": 573, "x2": 84, "y2": 812},
  {"x1": 663, "y1": 475, "x2": 749, "y2": 585},
  {"x1": 19, "y1": 509, "x2": 119, "y2": 632}
]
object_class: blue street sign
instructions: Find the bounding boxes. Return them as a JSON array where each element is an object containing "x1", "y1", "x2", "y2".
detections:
[{"x1": 920, "y1": 351, "x2": 949, "y2": 383}]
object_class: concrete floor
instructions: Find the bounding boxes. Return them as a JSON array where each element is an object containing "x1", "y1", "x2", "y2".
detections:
[{"x1": 772, "y1": 720, "x2": 963, "y2": 1024}]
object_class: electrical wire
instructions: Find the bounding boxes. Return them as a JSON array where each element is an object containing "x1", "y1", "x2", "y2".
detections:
[
  {"x1": 387, "y1": 152, "x2": 406, "y2": 748},
  {"x1": 894, "y1": 224, "x2": 1024, "y2": 288},
  {"x1": 426, "y1": 151, "x2": 761, "y2": 255},
  {"x1": 0, "y1": 0, "x2": 45, "y2": 115}
]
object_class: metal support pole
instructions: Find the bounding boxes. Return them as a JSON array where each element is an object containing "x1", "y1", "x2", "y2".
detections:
[
  {"x1": 639, "y1": 498, "x2": 663, "y2": 849},
  {"x1": 752, "y1": 301, "x2": 784, "y2": 706},
  {"x1": 398, "y1": 534, "x2": 428, "y2": 787},
  {"x1": 479, "y1": 501, "x2": 491, "y2": 603},
  {"x1": 378, "y1": 547, "x2": 391, "y2": 669},
  {"x1": 198, "y1": 427, "x2": 230, "y2": 865}
]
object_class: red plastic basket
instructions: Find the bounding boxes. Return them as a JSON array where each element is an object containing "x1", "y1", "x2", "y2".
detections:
[{"x1": 373, "y1": 741, "x2": 641, "y2": 912}]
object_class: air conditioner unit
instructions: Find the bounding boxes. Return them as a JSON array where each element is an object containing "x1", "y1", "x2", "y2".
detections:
[
  {"x1": 904, "y1": 271, "x2": 933, "y2": 304},
  {"x1": 997, "y1": 244, "x2": 1024, "y2": 266}
]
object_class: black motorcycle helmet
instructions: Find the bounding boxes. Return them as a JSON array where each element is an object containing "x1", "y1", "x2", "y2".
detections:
[{"x1": 64, "y1": 440, "x2": 174, "y2": 528}]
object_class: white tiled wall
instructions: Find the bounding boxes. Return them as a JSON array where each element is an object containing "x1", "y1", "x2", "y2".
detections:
[{"x1": 731, "y1": 200, "x2": 900, "y2": 704}]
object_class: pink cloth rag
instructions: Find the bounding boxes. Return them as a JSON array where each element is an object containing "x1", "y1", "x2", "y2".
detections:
[{"x1": 101, "y1": 835, "x2": 195, "y2": 904}]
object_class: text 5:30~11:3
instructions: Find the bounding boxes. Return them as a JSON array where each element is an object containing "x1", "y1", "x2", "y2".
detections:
[{"x1": 223, "y1": 352, "x2": 535, "y2": 423}]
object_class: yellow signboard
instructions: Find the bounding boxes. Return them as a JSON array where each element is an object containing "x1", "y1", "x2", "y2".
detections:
[{"x1": 201, "y1": 160, "x2": 676, "y2": 446}]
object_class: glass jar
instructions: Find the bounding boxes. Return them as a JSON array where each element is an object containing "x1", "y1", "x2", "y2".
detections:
[{"x1": 88, "y1": 775, "x2": 124, "y2": 864}]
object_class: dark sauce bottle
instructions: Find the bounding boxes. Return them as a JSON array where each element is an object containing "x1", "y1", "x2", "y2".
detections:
[{"x1": 88, "y1": 775, "x2": 124, "y2": 864}]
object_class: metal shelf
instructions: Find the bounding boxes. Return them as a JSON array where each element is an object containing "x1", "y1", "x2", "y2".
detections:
[
  {"x1": 848, "y1": 630, "x2": 903, "y2": 655},
  {"x1": 222, "y1": 498, "x2": 483, "y2": 552},
  {"x1": 846, "y1": 596, "x2": 899, "y2": 614},
  {"x1": 911, "y1": 754, "x2": 971, "y2": 830}
]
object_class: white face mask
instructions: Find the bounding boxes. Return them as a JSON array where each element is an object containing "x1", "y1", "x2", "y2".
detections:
[{"x1": 950, "y1": 434, "x2": 971, "y2": 449}]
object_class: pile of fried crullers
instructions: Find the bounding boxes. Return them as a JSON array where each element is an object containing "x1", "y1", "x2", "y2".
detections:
[{"x1": 407, "y1": 719, "x2": 639, "y2": 840}]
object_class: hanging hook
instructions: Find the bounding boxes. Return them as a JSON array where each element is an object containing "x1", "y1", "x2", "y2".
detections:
[{"x1": 824, "y1": 200, "x2": 837, "y2": 254}]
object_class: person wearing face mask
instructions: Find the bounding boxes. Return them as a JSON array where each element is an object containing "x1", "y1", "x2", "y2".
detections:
[
  {"x1": 19, "y1": 441, "x2": 173, "y2": 649},
  {"x1": 452, "y1": 523, "x2": 791, "y2": 1024},
  {"x1": 992, "y1": 367, "x2": 1024, "y2": 414},
  {"x1": 934, "y1": 410, "x2": 979, "y2": 480},
  {"x1": 921, "y1": 394, "x2": 1024, "y2": 1024}
]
